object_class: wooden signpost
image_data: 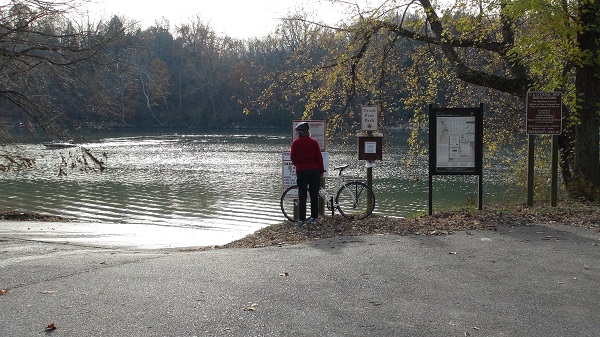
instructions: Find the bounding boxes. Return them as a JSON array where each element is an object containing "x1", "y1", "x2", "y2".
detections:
[{"x1": 526, "y1": 92, "x2": 562, "y2": 207}]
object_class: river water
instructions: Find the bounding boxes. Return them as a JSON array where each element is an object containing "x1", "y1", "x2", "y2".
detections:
[{"x1": 1, "y1": 128, "x2": 520, "y2": 246}]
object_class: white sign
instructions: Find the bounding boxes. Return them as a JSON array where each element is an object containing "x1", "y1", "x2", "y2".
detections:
[
  {"x1": 361, "y1": 106, "x2": 378, "y2": 131},
  {"x1": 364, "y1": 141, "x2": 377, "y2": 154},
  {"x1": 282, "y1": 151, "x2": 297, "y2": 190},
  {"x1": 292, "y1": 120, "x2": 326, "y2": 151},
  {"x1": 281, "y1": 151, "x2": 329, "y2": 192}
]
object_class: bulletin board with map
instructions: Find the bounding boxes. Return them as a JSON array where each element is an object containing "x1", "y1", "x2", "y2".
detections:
[
  {"x1": 429, "y1": 105, "x2": 483, "y2": 175},
  {"x1": 428, "y1": 104, "x2": 484, "y2": 214}
]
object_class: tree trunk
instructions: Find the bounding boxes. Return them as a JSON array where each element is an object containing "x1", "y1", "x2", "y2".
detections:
[{"x1": 572, "y1": 0, "x2": 600, "y2": 192}]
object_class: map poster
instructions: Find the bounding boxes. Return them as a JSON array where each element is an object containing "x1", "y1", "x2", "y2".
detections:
[
  {"x1": 436, "y1": 116, "x2": 475, "y2": 169},
  {"x1": 429, "y1": 105, "x2": 483, "y2": 175}
]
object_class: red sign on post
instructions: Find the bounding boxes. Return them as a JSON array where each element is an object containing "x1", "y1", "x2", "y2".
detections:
[{"x1": 526, "y1": 92, "x2": 562, "y2": 135}]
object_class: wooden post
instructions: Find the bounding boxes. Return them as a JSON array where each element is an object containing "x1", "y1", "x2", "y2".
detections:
[
  {"x1": 551, "y1": 135, "x2": 559, "y2": 207},
  {"x1": 319, "y1": 177, "x2": 325, "y2": 215},
  {"x1": 527, "y1": 135, "x2": 535, "y2": 206},
  {"x1": 366, "y1": 163, "x2": 374, "y2": 210},
  {"x1": 428, "y1": 176, "x2": 433, "y2": 215}
]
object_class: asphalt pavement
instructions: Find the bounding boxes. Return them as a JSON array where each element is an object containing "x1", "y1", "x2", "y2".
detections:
[{"x1": 1, "y1": 221, "x2": 599, "y2": 336}]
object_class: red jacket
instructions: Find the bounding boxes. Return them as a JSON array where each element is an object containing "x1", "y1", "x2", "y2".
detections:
[{"x1": 290, "y1": 135, "x2": 324, "y2": 173}]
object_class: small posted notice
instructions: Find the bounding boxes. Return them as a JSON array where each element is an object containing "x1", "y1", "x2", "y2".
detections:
[{"x1": 364, "y1": 141, "x2": 377, "y2": 154}]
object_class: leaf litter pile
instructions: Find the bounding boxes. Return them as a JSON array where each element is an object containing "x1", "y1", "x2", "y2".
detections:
[{"x1": 220, "y1": 202, "x2": 600, "y2": 249}]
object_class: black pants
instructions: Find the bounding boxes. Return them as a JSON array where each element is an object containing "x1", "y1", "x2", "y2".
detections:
[{"x1": 297, "y1": 169, "x2": 320, "y2": 220}]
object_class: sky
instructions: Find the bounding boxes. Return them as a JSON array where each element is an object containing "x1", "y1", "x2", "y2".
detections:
[{"x1": 82, "y1": 0, "x2": 349, "y2": 39}]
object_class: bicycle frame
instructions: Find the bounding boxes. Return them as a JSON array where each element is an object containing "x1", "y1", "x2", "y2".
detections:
[
  {"x1": 280, "y1": 164, "x2": 375, "y2": 221},
  {"x1": 321, "y1": 169, "x2": 352, "y2": 207}
]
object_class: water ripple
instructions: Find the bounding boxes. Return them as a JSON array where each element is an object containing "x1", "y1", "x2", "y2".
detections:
[{"x1": 1, "y1": 129, "x2": 521, "y2": 245}]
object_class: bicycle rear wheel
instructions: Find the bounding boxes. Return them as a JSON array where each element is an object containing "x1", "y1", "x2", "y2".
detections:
[
  {"x1": 280, "y1": 185, "x2": 312, "y2": 222},
  {"x1": 335, "y1": 181, "x2": 375, "y2": 219}
]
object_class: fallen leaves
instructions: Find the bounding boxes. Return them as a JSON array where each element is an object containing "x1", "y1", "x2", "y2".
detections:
[
  {"x1": 0, "y1": 289, "x2": 9, "y2": 296},
  {"x1": 44, "y1": 323, "x2": 57, "y2": 331},
  {"x1": 219, "y1": 202, "x2": 600, "y2": 249}
]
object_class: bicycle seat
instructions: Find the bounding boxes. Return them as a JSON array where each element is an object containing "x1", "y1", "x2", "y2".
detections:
[{"x1": 333, "y1": 164, "x2": 349, "y2": 175}]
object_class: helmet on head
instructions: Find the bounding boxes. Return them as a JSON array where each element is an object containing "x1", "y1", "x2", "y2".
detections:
[{"x1": 295, "y1": 122, "x2": 309, "y2": 132}]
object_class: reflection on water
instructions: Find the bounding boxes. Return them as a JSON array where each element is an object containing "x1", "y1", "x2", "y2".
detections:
[{"x1": 1, "y1": 129, "x2": 520, "y2": 245}]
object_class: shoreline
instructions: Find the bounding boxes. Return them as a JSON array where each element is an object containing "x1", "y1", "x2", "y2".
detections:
[{"x1": 3, "y1": 202, "x2": 599, "y2": 250}]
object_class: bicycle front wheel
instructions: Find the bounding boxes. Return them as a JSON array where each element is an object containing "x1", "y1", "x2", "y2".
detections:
[
  {"x1": 335, "y1": 182, "x2": 375, "y2": 219},
  {"x1": 280, "y1": 185, "x2": 312, "y2": 222}
]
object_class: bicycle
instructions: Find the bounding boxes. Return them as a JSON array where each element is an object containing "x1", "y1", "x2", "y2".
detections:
[{"x1": 280, "y1": 164, "x2": 375, "y2": 221}]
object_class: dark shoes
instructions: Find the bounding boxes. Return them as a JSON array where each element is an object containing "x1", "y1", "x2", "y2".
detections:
[{"x1": 297, "y1": 217, "x2": 318, "y2": 227}]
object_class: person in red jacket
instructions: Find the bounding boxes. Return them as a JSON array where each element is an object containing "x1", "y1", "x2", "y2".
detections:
[{"x1": 290, "y1": 122, "x2": 325, "y2": 225}]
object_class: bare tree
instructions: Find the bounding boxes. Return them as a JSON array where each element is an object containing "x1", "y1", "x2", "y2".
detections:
[
  {"x1": 0, "y1": 0, "x2": 126, "y2": 133},
  {"x1": 0, "y1": 0, "x2": 128, "y2": 173}
]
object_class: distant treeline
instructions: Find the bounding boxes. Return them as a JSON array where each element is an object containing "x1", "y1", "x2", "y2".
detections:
[{"x1": 0, "y1": 3, "x2": 421, "y2": 131}]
